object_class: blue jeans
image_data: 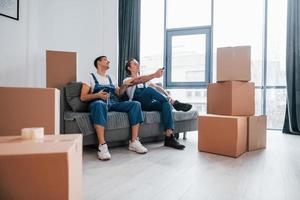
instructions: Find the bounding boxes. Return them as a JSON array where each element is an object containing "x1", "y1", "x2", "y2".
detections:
[
  {"x1": 134, "y1": 87, "x2": 174, "y2": 131},
  {"x1": 89, "y1": 100, "x2": 144, "y2": 127}
]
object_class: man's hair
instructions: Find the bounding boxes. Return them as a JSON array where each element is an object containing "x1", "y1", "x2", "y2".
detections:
[
  {"x1": 125, "y1": 58, "x2": 136, "y2": 75},
  {"x1": 94, "y1": 56, "x2": 106, "y2": 69}
]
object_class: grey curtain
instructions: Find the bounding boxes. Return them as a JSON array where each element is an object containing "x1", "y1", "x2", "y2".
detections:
[
  {"x1": 118, "y1": 0, "x2": 141, "y2": 85},
  {"x1": 283, "y1": 0, "x2": 300, "y2": 135}
]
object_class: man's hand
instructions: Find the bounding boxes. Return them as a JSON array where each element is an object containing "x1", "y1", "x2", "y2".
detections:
[
  {"x1": 167, "y1": 95, "x2": 175, "y2": 104},
  {"x1": 123, "y1": 78, "x2": 134, "y2": 86},
  {"x1": 96, "y1": 90, "x2": 109, "y2": 101},
  {"x1": 154, "y1": 68, "x2": 164, "y2": 78}
]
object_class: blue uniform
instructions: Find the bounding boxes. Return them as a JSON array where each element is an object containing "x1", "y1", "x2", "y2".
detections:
[
  {"x1": 132, "y1": 84, "x2": 174, "y2": 131},
  {"x1": 89, "y1": 73, "x2": 143, "y2": 127}
]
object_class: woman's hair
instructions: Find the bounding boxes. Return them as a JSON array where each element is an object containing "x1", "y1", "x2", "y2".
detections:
[{"x1": 125, "y1": 58, "x2": 136, "y2": 75}]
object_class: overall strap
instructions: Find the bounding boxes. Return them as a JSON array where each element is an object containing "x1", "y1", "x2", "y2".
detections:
[
  {"x1": 107, "y1": 75, "x2": 113, "y2": 86},
  {"x1": 90, "y1": 73, "x2": 99, "y2": 84}
]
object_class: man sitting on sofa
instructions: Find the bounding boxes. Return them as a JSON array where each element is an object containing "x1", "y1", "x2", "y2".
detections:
[
  {"x1": 123, "y1": 58, "x2": 192, "y2": 150},
  {"x1": 80, "y1": 56, "x2": 163, "y2": 160}
]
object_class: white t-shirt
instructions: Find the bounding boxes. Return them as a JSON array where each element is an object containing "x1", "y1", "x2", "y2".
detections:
[
  {"x1": 123, "y1": 77, "x2": 151, "y2": 100},
  {"x1": 87, "y1": 73, "x2": 117, "y2": 93}
]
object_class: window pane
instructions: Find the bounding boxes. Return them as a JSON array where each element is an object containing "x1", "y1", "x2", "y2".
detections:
[
  {"x1": 255, "y1": 88, "x2": 262, "y2": 115},
  {"x1": 140, "y1": 0, "x2": 164, "y2": 84},
  {"x1": 169, "y1": 89, "x2": 207, "y2": 115},
  {"x1": 167, "y1": 0, "x2": 211, "y2": 28},
  {"x1": 267, "y1": 0, "x2": 287, "y2": 86},
  {"x1": 213, "y1": 0, "x2": 264, "y2": 86},
  {"x1": 171, "y1": 34, "x2": 206, "y2": 82},
  {"x1": 266, "y1": 89, "x2": 287, "y2": 129}
]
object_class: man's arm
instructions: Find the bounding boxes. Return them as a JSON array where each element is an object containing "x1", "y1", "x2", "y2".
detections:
[
  {"x1": 114, "y1": 68, "x2": 164, "y2": 97},
  {"x1": 114, "y1": 85, "x2": 126, "y2": 97},
  {"x1": 114, "y1": 78, "x2": 133, "y2": 97},
  {"x1": 80, "y1": 83, "x2": 109, "y2": 101},
  {"x1": 130, "y1": 68, "x2": 164, "y2": 85}
]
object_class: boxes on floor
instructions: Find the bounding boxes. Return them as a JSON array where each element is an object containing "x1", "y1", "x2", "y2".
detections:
[
  {"x1": 248, "y1": 115, "x2": 267, "y2": 151},
  {"x1": 0, "y1": 134, "x2": 82, "y2": 200},
  {"x1": 0, "y1": 87, "x2": 60, "y2": 136},
  {"x1": 217, "y1": 46, "x2": 251, "y2": 82},
  {"x1": 207, "y1": 81, "x2": 255, "y2": 116},
  {"x1": 198, "y1": 115, "x2": 248, "y2": 158}
]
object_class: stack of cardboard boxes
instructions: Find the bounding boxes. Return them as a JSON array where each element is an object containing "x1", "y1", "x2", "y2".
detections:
[
  {"x1": 0, "y1": 51, "x2": 81, "y2": 199},
  {"x1": 198, "y1": 46, "x2": 267, "y2": 158}
]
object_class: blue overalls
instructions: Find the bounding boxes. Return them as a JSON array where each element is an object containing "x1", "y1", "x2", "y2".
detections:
[
  {"x1": 133, "y1": 83, "x2": 174, "y2": 131},
  {"x1": 89, "y1": 73, "x2": 143, "y2": 127}
]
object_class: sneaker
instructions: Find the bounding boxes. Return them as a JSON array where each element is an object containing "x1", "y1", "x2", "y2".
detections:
[
  {"x1": 98, "y1": 143, "x2": 111, "y2": 160},
  {"x1": 129, "y1": 138, "x2": 148, "y2": 154},
  {"x1": 164, "y1": 135, "x2": 185, "y2": 150},
  {"x1": 173, "y1": 100, "x2": 192, "y2": 112}
]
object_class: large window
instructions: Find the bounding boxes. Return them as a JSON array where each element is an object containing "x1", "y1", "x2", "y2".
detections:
[
  {"x1": 140, "y1": 0, "x2": 287, "y2": 130},
  {"x1": 168, "y1": 89, "x2": 207, "y2": 115},
  {"x1": 140, "y1": 0, "x2": 212, "y2": 115},
  {"x1": 166, "y1": 0, "x2": 211, "y2": 28},
  {"x1": 266, "y1": 0, "x2": 287, "y2": 129},
  {"x1": 214, "y1": 0, "x2": 264, "y2": 87},
  {"x1": 140, "y1": 0, "x2": 164, "y2": 84},
  {"x1": 165, "y1": 0, "x2": 212, "y2": 88}
]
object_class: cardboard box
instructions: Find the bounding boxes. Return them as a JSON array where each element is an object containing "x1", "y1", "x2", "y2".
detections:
[
  {"x1": 248, "y1": 115, "x2": 267, "y2": 151},
  {"x1": 198, "y1": 115, "x2": 247, "y2": 158},
  {"x1": 207, "y1": 81, "x2": 255, "y2": 116},
  {"x1": 0, "y1": 87, "x2": 60, "y2": 136},
  {"x1": 217, "y1": 46, "x2": 251, "y2": 82},
  {"x1": 0, "y1": 134, "x2": 82, "y2": 200},
  {"x1": 46, "y1": 50, "x2": 77, "y2": 89}
]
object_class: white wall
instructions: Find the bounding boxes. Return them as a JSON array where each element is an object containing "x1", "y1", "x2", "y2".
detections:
[
  {"x1": 0, "y1": 1, "x2": 30, "y2": 87},
  {"x1": 0, "y1": 0, "x2": 118, "y2": 87},
  {"x1": 103, "y1": 0, "x2": 119, "y2": 81}
]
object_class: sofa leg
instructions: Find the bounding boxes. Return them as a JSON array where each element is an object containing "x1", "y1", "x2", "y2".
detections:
[{"x1": 183, "y1": 132, "x2": 187, "y2": 140}]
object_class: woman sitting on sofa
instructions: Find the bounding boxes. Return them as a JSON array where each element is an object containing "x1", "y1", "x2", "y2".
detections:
[{"x1": 123, "y1": 58, "x2": 192, "y2": 150}]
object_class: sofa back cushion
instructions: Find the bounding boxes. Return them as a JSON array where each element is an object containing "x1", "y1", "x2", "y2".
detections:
[{"x1": 65, "y1": 82, "x2": 89, "y2": 112}]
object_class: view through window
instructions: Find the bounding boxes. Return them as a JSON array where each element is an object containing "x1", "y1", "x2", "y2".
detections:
[{"x1": 140, "y1": 0, "x2": 287, "y2": 129}]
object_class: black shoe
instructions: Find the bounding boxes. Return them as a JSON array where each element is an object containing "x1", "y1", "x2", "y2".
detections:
[
  {"x1": 164, "y1": 135, "x2": 185, "y2": 150},
  {"x1": 173, "y1": 100, "x2": 192, "y2": 112}
]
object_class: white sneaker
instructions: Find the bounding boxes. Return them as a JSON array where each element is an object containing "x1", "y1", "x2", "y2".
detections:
[
  {"x1": 98, "y1": 143, "x2": 111, "y2": 160},
  {"x1": 128, "y1": 138, "x2": 148, "y2": 154}
]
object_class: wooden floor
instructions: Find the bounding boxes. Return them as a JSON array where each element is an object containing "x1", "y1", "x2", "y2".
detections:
[{"x1": 83, "y1": 131, "x2": 300, "y2": 200}]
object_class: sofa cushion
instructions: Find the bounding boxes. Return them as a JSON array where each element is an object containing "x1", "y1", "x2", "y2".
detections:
[
  {"x1": 64, "y1": 111, "x2": 131, "y2": 135},
  {"x1": 173, "y1": 110, "x2": 198, "y2": 121},
  {"x1": 64, "y1": 109, "x2": 199, "y2": 137},
  {"x1": 143, "y1": 110, "x2": 198, "y2": 124},
  {"x1": 65, "y1": 82, "x2": 89, "y2": 112}
]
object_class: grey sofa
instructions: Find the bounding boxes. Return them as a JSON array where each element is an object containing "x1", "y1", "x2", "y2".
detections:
[{"x1": 61, "y1": 82, "x2": 198, "y2": 146}]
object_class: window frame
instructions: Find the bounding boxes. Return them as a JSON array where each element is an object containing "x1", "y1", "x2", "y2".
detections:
[{"x1": 165, "y1": 26, "x2": 212, "y2": 88}]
